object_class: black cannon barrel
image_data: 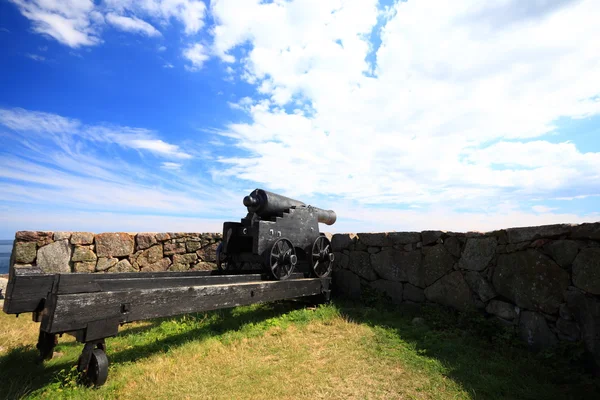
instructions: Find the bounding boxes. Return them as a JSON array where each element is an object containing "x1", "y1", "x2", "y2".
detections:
[{"x1": 243, "y1": 189, "x2": 337, "y2": 225}]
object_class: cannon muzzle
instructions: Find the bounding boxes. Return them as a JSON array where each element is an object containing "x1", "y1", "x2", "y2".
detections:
[
  {"x1": 313, "y1": 208, "x2": 337, "y2": 226},
  {"x1": 244, "y1": 189, "x2": 336, "y2": 225}
]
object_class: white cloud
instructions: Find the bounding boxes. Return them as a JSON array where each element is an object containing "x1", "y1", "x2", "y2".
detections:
[
  {"x1": 532, "y1": 205, "x2": 557, "y2": 213},
  {"x1": 105, "y1": 12, "x2": 161, "y2": 37},
  {"x1": 104, "y1": 0, "x2": 207, "y2": 35},
  {"x1": 163, "y1": 62, "x2": 174, "y2": 68},
  {"x1": 161, "y1": 162, "x2": 182, "y2": 170},
  {"x1": 0, "y1": 108, "x2": 80, "y2": 133},
  {"x1": 25, "y1": 53, "x2": 46, "y2": 61},
  {"x1": 126, "y1": 139, "x2": 192, "y2": 159},
  {"x1": 158, "y1": 45, "x2": 167, "y2": 52},
  {"x1": 209, "y1": 0, "x2": 600, "y2": 213},
  {"x1": 0, "y1": 107, "x2": 191, "y2": 160},
  {"x1": 10, "y1": 0, "x2": 101, "y2": 47},
  {"x1": 183, "y1": 43, "x2": 209, "y2": 71},
  {"x1": 10, "y1": 0, "x2": 207, "y2": 47}
]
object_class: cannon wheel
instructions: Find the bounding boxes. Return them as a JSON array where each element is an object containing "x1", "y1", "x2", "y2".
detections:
[
  {"x1": 311, "y1": 236, "x2": 333, "y2": 278},
  {"x1": 266, "y1": 238, "x2": 297, "y2": 280}
]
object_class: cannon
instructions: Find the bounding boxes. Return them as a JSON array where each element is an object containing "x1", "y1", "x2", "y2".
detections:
[
  {"x1": 217, "y1": 189, "x2": 336, "y2": 280},
  {"x1": 1, "y1": 192, "x2": 335, "y2": 387}
]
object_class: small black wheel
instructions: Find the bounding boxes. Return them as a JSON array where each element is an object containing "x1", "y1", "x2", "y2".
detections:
[
  {"x1": 84, "y1": 349, "x2": 109, "y2": 387},
  {"x1": 311, "y1": 236, "x2": 333, "y2": 278},
  {"x1": 267, "y1": 238, "x2": 297, "y2": 280}
]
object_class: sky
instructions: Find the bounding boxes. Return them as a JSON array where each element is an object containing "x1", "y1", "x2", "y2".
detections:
[{"x1": 0, "y1": 0, "x2": 599, "y2": 238}]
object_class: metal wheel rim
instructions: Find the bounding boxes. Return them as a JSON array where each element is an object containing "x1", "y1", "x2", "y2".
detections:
[
  {"x1": 268, "y1": 238, "x2": 295, "y2": 280},
  {"x1": 311, "y1": 236, "x2": 332, "y2": 278}
]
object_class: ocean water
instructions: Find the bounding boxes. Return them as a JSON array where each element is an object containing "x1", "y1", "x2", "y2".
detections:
[{"x1": 0, "y1": 240, "x2": 13, "y2": 274}]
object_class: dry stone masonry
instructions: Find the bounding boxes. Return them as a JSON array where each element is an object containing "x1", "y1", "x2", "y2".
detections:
[
  {"x1": 11, "y1": 231, "x2": 221, "y2": 274},
  {"x1": 331, "y1": 222, "x2": 600, "y2": 366}
]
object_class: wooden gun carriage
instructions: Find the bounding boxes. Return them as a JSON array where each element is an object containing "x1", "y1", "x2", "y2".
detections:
[{"x1": 2, "y1": 189, "x2": 335, "y2": 387}]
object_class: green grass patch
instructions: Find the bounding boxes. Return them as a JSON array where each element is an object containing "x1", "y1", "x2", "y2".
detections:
[{"x1": 1, "y1": 299, "x2": 598, "y2": 400}]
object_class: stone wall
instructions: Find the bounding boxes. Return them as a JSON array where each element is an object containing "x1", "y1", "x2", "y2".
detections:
[
  {"x1": 10, "y1": 231, "x2": 221, "y2": 274},
  {"x1": 331, "y1": 222, "x2": 600, "y2": 365},
  {"x1": 7, "y1": 224, "x2": 600, "y2": 366}
]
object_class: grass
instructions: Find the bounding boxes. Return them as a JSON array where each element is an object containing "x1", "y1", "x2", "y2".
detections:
[{"x1": 1, "y1": 298, "x2": 599, "y2": 400}]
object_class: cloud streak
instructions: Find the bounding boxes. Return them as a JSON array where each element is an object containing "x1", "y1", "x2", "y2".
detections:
[
  {"x1": 0, "y1": 108, "x2": 192, "y2": 160},
  {"x1": 105, "y1": 13, "x2": 161, "y2": 37}
]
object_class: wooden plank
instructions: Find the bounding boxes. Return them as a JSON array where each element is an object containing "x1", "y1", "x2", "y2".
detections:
[
  {"x1": 2, "y1": 274, "x2": 55, "y2": 314},
  {"x1": 47, "y1": 278, "x2": 328, "y2": 333},
  {"x1": 56, "y1": 272, "x2": 306, "y2": 294}
]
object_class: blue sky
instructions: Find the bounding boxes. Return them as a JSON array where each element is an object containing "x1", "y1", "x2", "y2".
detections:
[{"x1": 0, "y1": 0, "x2": 599, "y2": 239}]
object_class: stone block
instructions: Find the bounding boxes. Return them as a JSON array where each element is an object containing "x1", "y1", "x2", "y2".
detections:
[
  {"x1": 570, "y1": 223, "x2": 600, "y2": 240},
  {"x1": 556, "y1": 318, "x2": 580, "y2": 342},
  {"x1": 443, "y1": 236, "x2": 461, "y2": 257},
  {"x1": 143, "y1": 257, "x2": 172, "y2": 272},
  {"x1": 463, "y1": 271, "x2": 497, "y2": 302},
  {"x1": 358, "y1": 233, "x2": 389, "y2": 247},
  {"x1": 53, "y1": 232, "x2": 72, "y2": 241},
  {"x1": 332, "y1": 252, "x2": 349, "y2": 270},
  {"x1": 70, "y1": 232, "x2": 95, "y2": 245},
  {"x1": 331, "y1": 233, "x2": 357, "y2": 252},
  {"x1": 131, "y1": 245, "x2": 163, "y2": 269},
  {"x1": 16, "y1": 231, "x2": 53, "y2": 246},
  {"x1": 95, "y1": 233, "x2": 134, "y2": 257},
  {"x1": 74, "y1": 261, "x2": 96, "y2": 273},
  {"x1": 388, "y1": 232, "x2": 421, "y2": 245},
  {"x1": 506, "y1": 224, "x2": 572, "y2": 244},
  {"x1": 96, "y1": 257, "x2": 118, "y2": 272},
  {"x1": 37, "y1": 240, "x2": 72, "y2": 273},
  {"x1": 333, "y1": 269, "x2": 361, "y2": 299},
  {"x1": 164, "y1": 242, "x2": 186, "y2": 256},
  {"x1": 196, "y1": 243, "x2": 218, "y2": 262},
  {"x1": 370, "y1": 280, "x2": 403, "y2": 304},
  {"x1": 543, "y1": 240, "x2": 580, "y2": 268},
  {"x1": 370, "y1": 249, "x2": 409, "y2": 282},
  {"x1": 109, "y1": 259, "x2": 137, "y2": 273},
  {"x1": 422, "y1": 230, "x2": 443, "y2": 246},
  {"x1": 186, "y1": 240, "x2": 203, "y2": 253},
  {"x1": 403, "y1": 283, "x2": 425, "y2": 303},
  {"x1": 486, "y1": 300, "x2": 517, "y2": 320},
  {"x1": 424, "y1": 271, "x2": 474, "y2": 311},
  {"x1": 156, "y1": 233, "x2": 171, "y2": 241},
  {"x1": 136, "y1": 233, "x2": 158, "y2": 250},
  {"x1": 493, "y1": 250, "x2": 569, "y2": 314},
  {"x1": 72, "y1": 246, "x2": 97, "y2": 262},
  {"x1": 518, "y1": 311, "x2": 558, "y2": 351},
  {"x1": 14, "y1": 241, "x2": 36, "y2": 263},
  {"x1": 566, "y1": 290, "x2": 600, "y2": 365},
  {"x1": 572, "y1": 248, "x2": 600, "y2": 295},
  {"x1": 348, "y1": 251, "x2": 377, "y2": 281},
  {"x1": 171, "y1": 253, "x2": 198, "y2": 271},
  {"x1": 421, "y1": 244, "x2": 454, "y2": 287},
  {"x1": 458, "y1": 237, "x2": 497, "y2": 271}
]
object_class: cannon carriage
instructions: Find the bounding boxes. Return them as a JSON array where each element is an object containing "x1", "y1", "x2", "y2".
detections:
[{"x1": 217, "y1": 189, "x2": 336, "y2": 280}]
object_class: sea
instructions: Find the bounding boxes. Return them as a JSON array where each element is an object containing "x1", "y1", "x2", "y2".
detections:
[{"x1": 0, "y1": 240, "x2": 13, "y2": 274}]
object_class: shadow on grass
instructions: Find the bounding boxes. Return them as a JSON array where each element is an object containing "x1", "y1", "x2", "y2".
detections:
[
  {"x1": 0, "y1": 300, "x2": 307, "y2": 400},
  {"x1": 335, "y1": 298, "x2": 600, "y2": 400},
  {"x1": 3, "y1": 296, "x2": 598, "y2": 400}
]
